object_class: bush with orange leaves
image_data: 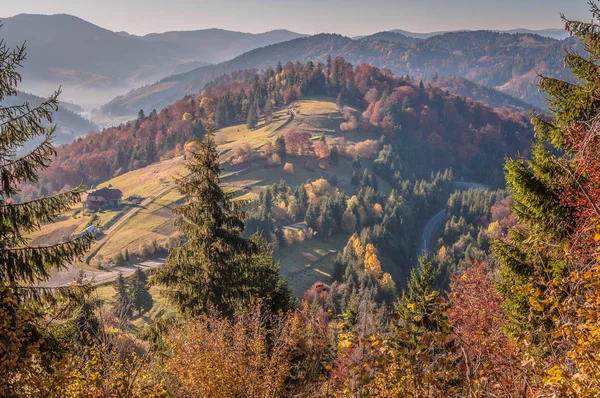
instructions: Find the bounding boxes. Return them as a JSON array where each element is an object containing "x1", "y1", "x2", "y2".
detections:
[
  {"x1": 163, "y1": 304, "x2": 334, "y2": 397},
  {"x1": 283, "y1": 162, "x2": 295, "y2": 175}
]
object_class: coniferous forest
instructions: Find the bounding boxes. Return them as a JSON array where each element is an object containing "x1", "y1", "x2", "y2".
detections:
[{"x1": 3, "y1": 2, "x2": 600, "y2": 397}]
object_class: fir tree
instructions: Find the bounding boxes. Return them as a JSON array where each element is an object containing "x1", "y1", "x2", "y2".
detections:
[
  {"x1": 113, "y1": 272, "x2": 132, "y2": 322},
  {"x1": 152, "y1": 127, "x2": 291, "y2": 317},
  {"x1": 131, "y1": 267, "x2": 153, "y2": 316},
  {"x1": 0, "y1": 37, "x2": 94, "y2": 391},
  {"x1": 386, "y1": 253, "x2": 457, "y2": 392},
  {"x1": 492, "y1": 9, "x2": 591, "y2": 341}
]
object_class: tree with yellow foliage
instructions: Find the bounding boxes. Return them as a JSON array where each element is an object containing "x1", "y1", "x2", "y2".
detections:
[{"x1": 364, "y1": 244, "x2": 383, "y2": 279}]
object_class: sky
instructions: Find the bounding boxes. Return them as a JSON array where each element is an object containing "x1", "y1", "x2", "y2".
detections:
[{"x1": 1, "y1": 0, "x2": 591, "y2": 36}]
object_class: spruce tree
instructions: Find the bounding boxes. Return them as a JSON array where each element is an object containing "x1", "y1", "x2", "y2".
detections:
[
  {"x1": 113, "y1": 272, "x2": 132, "y2": 322},
  {"x1": 0, "y1": 37, "x2": 94, "y2": 391},
  {"x1": 492, "y1": 8, "x2": 599, "y2": 341},
  {"x1": 131, "y1": 267, "x2": 153, "y2": 316},
  {"x1": 387, "y1": 254, "x2": 457, "y2": 393},
  {"x1": 152, "y1": 128, "x2": 291, "y2": 317},
  {"x1": 336, "y1": 92, "x2": 344, "y2": 108}
]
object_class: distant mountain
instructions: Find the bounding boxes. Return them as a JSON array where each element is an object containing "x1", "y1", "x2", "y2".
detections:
[
  {"x1": 143, "y1": 28, "x2": 307, "y2": 64},
  {"x1": 1, "y1": 92, "x2": 98, "y2": 149},
  {"x1": 502, "y1": 28, "x2": 569, "y2": 40},
  {"x1": 102, "y1": 30, "x2": 572, "y2": 117},
  {"x1": 0, "y1": 14, "x2": 304, "y2": 106},
  {"x1": 355, "y1": 28, "x2": 570, "y2": 40},
  {"x1": 358, "y1": 31, "x2": 417, "y2": 45}
]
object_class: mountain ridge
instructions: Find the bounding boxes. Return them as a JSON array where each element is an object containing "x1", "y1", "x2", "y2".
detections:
[{"x1": 101, "y1": 30, "x2": 570, "y2": 117}]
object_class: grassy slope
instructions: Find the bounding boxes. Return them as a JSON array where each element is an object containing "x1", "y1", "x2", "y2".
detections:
[{"x1": 36, "y1": 98, "x2": 386, "y2": 318}]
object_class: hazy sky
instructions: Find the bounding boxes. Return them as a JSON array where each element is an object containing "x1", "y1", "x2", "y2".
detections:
[{"x1": 1, "y1": 0, "x2": 591, "y2": 36}]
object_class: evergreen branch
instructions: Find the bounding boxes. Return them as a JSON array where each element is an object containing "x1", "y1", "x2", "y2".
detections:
[
  {"x1": 16, "y1": 283, "x2": 94, "y2": 304},
  {"x1": 0, "y1": 40, "x2": 25, "y2": 100},
  {"x1": 0, "y1": 131, "x2": 55, "y2": 196},
  {"x1": 0, "y1": 90, "x2": 58, "y2": 128},
  {"x1": 0, "y1": 90, "x2": 59, "y2": 155},
  {"x1": 0, "y1": 184, "x2": 86, "y2": 236},
  {"x1": 0, "y1": 235, "x2": 94, "y2": 284}
]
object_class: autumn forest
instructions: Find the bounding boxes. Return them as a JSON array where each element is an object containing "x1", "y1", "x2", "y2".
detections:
[{"x1": 2, "y1": 1, "x2": 600, "y2": 397}]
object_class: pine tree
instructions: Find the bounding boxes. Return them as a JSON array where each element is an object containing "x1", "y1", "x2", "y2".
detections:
[
  {"x1": 385, "y1": 254, "x2": 457, "y2": 394},
  {"x1": 263, "y1": 98, "x2": 274, "y2": 124},
  {"x1": 131, "y1": 267, "x2": 153, "y2": 316},
  {"x1": 152, "y1": 127, "x2": 290, "y2": 317},
  {"x1": 0, "y1": 37, "x2": 94, "y2": 392},
  {"x1": 113, "y1": 272, "x2": 132, "y2": 322}
]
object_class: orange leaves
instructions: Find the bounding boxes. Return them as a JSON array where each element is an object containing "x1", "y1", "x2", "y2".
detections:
[
  {"x1": 283, "y1": 162, "x2": 294, "y2": 175},
  {"x1": 314, "y1": 140, "x2": 331, "y2": 159}
]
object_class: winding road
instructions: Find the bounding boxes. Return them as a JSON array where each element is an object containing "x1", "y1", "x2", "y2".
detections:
[{"x1": 417, "y1": 182, "x2": 491, "y2": 258}]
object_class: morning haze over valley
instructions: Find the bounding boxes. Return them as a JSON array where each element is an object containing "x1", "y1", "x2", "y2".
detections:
[{"x1": 2, "y1": 1, "x2": 600, "y2": 396}]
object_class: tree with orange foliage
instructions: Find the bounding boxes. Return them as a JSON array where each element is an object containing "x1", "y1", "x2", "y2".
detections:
[
  {"x1": 447, "y1": 262, "x2": 526, "y2": 396},
  {"x1": 284, "y1": 129, "x2": 313, "y2": 155},
  {"x1": 283, "y1": 162, "x2": 294, "y2": 175},
  {"x1": 314, "y1": 137, "x2": 331, "y2": 159}
]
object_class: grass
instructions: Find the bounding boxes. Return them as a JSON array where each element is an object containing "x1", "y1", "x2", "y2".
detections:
[
  {"x1": 94, "y1": 270, "x2": 176, "y2": 332},
  {"x1": 277, "y1": 235, "x2": 349, "y2": 296},
  {"x1": 95, "y1": 156, "x2": 186, "y2": 199},
  {"x1": 91, "y1": 190, "x2": 184, "y2": 266}
]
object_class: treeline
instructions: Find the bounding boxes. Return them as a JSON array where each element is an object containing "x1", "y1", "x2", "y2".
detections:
[{"x1": 432, "y1": 189, "x2": 511, "y2": 286}]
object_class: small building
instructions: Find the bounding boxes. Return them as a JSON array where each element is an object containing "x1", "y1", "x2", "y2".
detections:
[
  {"x1": 86, "y1": 187, "x2": 123, "y2": 211},
  {"x1": 126, "y1": 194, "x2": 143, "y2": 205}
]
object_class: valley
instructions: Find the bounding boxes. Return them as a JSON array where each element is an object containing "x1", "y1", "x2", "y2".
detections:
[
  {"x1": 35, "y1": 98, "x2": 385, "y2": 296},
  {"x1": 4, "y1": 2, "x2": 600, "y2": 395}
]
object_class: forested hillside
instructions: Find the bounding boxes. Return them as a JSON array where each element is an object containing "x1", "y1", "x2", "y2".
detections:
[
  {"x1": 102, "y1": 30, "x2": 572, "y2": 116},
  {"x1": 24, "y1": 57, "x2": 532, "y2": 200},
  {"x1": 7, "y1": 3, "x2": 600, "y2": 397}
]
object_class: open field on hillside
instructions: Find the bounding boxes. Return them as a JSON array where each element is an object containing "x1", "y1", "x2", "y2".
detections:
[
  {"x1": 277, "y1": 234, "x2": 348, "y2": 296},
  {"x1": 36, "y1": 97, "x2": 379, "y2": 294}
]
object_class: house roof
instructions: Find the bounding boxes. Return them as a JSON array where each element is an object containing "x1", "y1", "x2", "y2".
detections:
[{"x1": 89, "y1": 187, "x2": 123, "y2": 199}]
